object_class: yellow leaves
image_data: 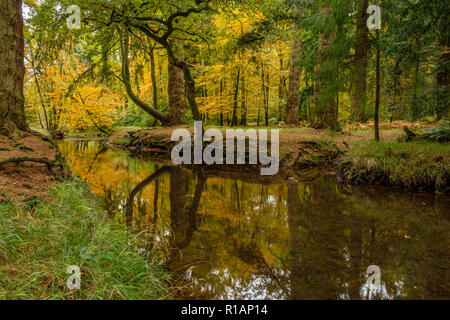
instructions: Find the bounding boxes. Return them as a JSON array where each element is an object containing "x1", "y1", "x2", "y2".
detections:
[
  {"x1": 24, "y1": 0, "x2": 39, "y2": 10},
  {"x1": 64, "y1": 85, "x2": 123, "y2": 130},
  {"x1": 25, "y1": 55, "x2": 125, "y2": 130}
]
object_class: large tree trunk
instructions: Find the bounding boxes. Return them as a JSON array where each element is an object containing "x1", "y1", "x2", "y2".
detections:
[
  {"x1": 168, "y1": 41, "x2": 186, "y2": 125},
  {"x1": 0, "y1": 0, "x2": 28, "y2": 135},
  {"x1": 312, "y1": 4, "x2": 339, "y2": 130},
  {"x1": 350, "y1": 0, "x2": 369, "y2": 123},
  {"x1": 285, "y1": 38, "x2": 302, "y2": 125},
  {"x1": 436, "y1": 36, "x2": 449, "y2": 120}
]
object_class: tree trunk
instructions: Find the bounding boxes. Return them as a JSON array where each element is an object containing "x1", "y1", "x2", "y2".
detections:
[
  {"x1": 436, "y1": 36, "x2": 449, "y2": 120},
  {"x1": 261, "y1": 63, "x2": 269, "y2": 126},
  {"x1": 148, "y1": 42, "x2": 159, "y2": 125},
  {"x1": 412, "y1": 55, "x2": 420, "y2": 122},
  {"x1": 168, "y1": 41, "x2": 186, "y2": 125},
  {"x1": 374, "y1": 30, "x2": 381, "y2": 142},
  {"x1": 278, "y1": 51, "x2": 285, "y2": 122},
  {"x1": 285, "y1": 38, "x2": 302, "y2": 125},
  {"x1": 0, "y1": 0, "x2": 28, "y2": 135},
  {"x1": 231, "y1": 69, "x2": 240, "y2": 127},
  {"x1": 312, "y1": 4, "x2": 339, "y2": 130},
  {"x1": 350, "y1": 0, "x2": 369, "y2": 123},
  {"x1": 240, "y1": 75, "x2": 247, "y2": 125},
  {"x1": 265, "y1": 67, "x2": 270, "y2": 126},
  {"x1": 219, "y1": 80, "x2": 224, "y2": 126}
]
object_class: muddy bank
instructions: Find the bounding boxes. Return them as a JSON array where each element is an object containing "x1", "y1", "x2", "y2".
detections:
[
  {"x1": 107, "y1": 127, "x2": 345, "y2": 171},
  {"x1": 105, "y1": 127, "x2": 448, "y2": 193}
]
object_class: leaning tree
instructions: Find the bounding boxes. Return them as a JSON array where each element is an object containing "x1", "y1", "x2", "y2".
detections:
[{"x1": 31, "y1": 0, "x2": 214, "y2": 126}]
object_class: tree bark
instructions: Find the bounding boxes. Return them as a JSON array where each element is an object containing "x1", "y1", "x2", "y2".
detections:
[
  {"x1": 168, "y1": 40, "x2": 186, "y2": 125},
  {"x1": 265, "y1": 66, "x2": 270, "y2": 126},
  {"x1": 350, "y1": 0, "x2": 369, "y2": 123},
  {"x1": 285, "y1": 36, "x2": 302, "y2": 125},
  {"x1": 278, "y1": 51, "x2": 285, "y2": 122},
  {"x1": 148, "y1": 42, "x2": 160, "y2": 126},
  {"x1": 312, "y1": 4, "x2": 339, "y2": 130},
  {"x1": 436, "y1": 36, "x2": 449, "y2": 120},
  {"x1": 231, "y1": 69, "x2": 240, "y2": 127},
  {"x1": 374, "y1": 30, "x2": 381, "y2": 142},
  {"x1": 0, "y1": 0, "x2": 28, "y2": 135},
  {"x1": 240, "y1": 75, "x2": 247, "y2": 125}
]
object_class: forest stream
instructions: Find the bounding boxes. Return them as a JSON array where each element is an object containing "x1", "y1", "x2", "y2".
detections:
[{"x1": 57, "y1": 140, "x2": 450, "y2": 300}]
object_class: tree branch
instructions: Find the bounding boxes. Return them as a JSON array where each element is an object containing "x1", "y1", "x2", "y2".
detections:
[{"x1": 120, "y1": 31, "x2": 171, "y2": 124}]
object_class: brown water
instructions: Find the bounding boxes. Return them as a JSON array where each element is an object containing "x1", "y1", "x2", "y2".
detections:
[{"x1": 57, "y1": 140, "x2": 450, "y2": 300}]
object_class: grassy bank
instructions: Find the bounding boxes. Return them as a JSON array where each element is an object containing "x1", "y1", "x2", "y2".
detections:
[
  {"x1": 337, "y1": 140, "x2": 450, "y2": 192},
  {"x1": 0, "y1": 180, "x2": 171, "y2": 300}
]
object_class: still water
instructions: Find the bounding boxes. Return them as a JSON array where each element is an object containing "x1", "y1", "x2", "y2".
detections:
[{"x1": 57, "y1": 140, "x2": 449, "y2": 300}]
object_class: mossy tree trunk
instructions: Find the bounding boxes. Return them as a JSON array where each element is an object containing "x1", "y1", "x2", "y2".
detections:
[{"x1": 0, "y1": 0, "x2": 28, "y2": 135}]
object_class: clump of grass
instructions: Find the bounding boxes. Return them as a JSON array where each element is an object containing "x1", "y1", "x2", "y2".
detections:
[
  {"x1": 0, "y1": 180, "x2": 171, "y2": 300},
  {"x1": 337, "y1": 140, "x2": 450, "y2": 191}
]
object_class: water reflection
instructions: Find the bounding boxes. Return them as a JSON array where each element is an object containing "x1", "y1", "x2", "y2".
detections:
[{"x1": 57, "y1": 140, "x2": 450, "y2": 300}]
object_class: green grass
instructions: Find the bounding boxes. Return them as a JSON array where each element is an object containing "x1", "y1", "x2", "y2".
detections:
[
  {"x1": 0, "y1": 180, "x2": 171, "y2": 300},
  {"x1": 339, "y1": 140, "x2": 450, "y2": 190}
]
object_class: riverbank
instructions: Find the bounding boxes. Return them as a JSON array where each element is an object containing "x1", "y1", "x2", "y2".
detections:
[
  {"x1": 337, "y1": 140, "x2": 449, "y2": 192},
  {"x1": 0, "y1": 133, "x2": 171, "y2": 299},
  {"x1": 106, "y1": 122, "x2": 449, "y2": 192}
]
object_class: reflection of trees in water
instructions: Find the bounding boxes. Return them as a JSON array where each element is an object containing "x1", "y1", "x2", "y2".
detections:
[
  {"x1": 124, "y1": 165, "x2": 207, "y2": 278},
  {"x1": 168, "y1": 167, "x2": 206, "y2": 271},
  {"x1": 58, "y1": 141, "x2": 450, "y2": 299},
  {"x1": 284, "y1": 179, "x2": 450, "y2": 300},
  {"x1": 125, "y1": 166, "x2": 170, "y2": 227}
]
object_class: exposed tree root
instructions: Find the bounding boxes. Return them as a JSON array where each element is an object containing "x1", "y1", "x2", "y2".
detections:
[{"x1": 0, "y1": 157, "x2": 60, "y2": 170}]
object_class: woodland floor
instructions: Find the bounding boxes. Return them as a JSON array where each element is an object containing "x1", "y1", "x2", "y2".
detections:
[{"x1": 0, "y1": 133, "x2": 65, "y2": 201}]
